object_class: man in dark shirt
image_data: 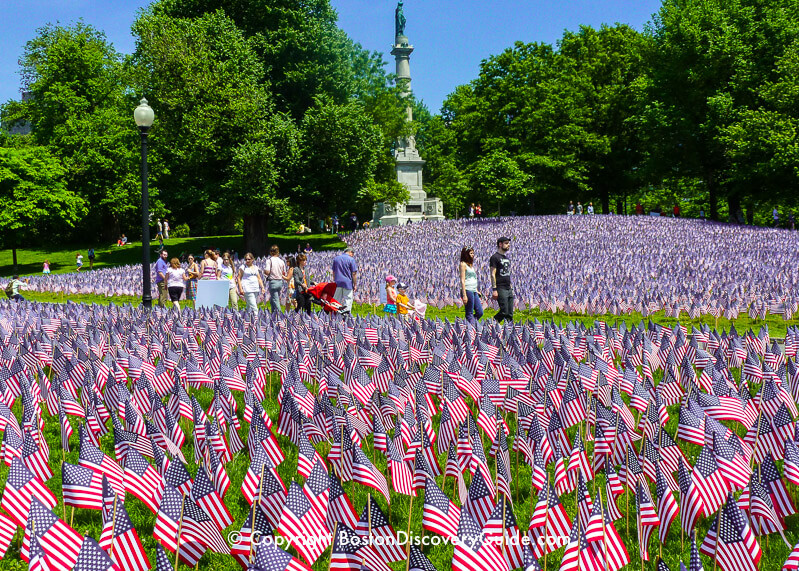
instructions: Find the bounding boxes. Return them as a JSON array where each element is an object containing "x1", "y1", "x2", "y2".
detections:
[{"x1": 490, "y1": 236, "x2": 513, "y2": 323}]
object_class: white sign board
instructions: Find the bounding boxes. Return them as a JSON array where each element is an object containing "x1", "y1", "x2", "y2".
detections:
[{"x1": 195, "y1": 280, "x2": 230, "y2": 309}]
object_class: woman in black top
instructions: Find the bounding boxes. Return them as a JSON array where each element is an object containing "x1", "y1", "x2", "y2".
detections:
[{"x1": 292, "y1": 254, "x2": 312, "y2": 314}]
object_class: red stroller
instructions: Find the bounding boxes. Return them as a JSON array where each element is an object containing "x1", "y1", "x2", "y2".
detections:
[{"x1": 306, "y1": 282, "x2": 346, "y2": 313}]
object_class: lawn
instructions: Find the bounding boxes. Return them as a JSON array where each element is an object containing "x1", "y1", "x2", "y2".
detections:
[
  {"x1": 0, "y1": 233, "x2": 346, "y2": 277},
  {"x1": 19, "y1": 290, "x2": 799, "y2": 339}
]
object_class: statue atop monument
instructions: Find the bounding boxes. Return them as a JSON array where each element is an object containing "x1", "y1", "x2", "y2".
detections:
[{"x1": 395, "y1": 1, "x2": 406, "y2": 38}]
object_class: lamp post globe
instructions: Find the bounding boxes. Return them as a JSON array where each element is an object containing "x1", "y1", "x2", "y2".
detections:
[{"x1": 135, "y1": 98, "x2": 155, "y2": 308}]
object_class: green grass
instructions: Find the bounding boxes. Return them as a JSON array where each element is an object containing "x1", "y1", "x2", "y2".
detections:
[
  {"x1": 2, "y1": 363, "x2": 797, "y2": 571},
  {"x1": 19, "y1": 290, "x2": 799, "y2": 339},
  {"x1": 0, "y1": 233, "x2": 346, "y2": 277}
]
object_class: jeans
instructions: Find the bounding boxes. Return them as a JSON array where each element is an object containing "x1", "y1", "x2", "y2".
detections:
[
  {"x1": 243, "y1": 291, "x2": 259, "y2": 312},
  {"x1": 295, "y1": 291, "x2": 312, "y2": 314},
  {"x1": 494, "y1": 287, "x2": 514, "y2": 323},
  {"x1": 268, "y1": 280, "x2": 283, "y2": 313},
  {"x1": 464, "y1": 290, "x2": 483, "y2": 324}
]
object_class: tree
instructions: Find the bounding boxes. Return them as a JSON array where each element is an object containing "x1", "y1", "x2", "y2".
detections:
[
  {"x1": 0, "y1": 146, "x2": 86, "y2": 268},
  {"x1": 1, "y1": 22, "x2": 151, "y2": 241},
  {"x1": 645, "y1": 0, "x2": 799, "y2": 220}
]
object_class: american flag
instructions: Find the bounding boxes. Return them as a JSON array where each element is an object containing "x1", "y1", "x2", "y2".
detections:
[
  {"x1": 463, "y1": 468, "x2": 495, "y2": 527},
  {"x1": 636, "y1": 480, "x2": 660, "y2": 561},
  {"x1": 483, "y1": 495, "x2": 527, "y2": 570},
  {"x1": 231, "y1": 505, "x2": 272, "y2": 568},
  {"x1": 699, "y1": 493, "x2": 762, "y2": 571},
  {"x1": 250, "y1": 529, "x2": 311, "y2": 571},
  {"x1": 2, "y1": 458, "x2": 58, "y2": 527},
  {"x1": 528, "y1": 480, "x2": 571, "y2": 559},
  {"x1": 422, "y1": 477, "x2": 461, "y2": 538},
  {"x1": 24, "y1": 497, "x2": 84, "y2": 571},
  {"x1": 123, "y1": 448, "x2": 163, "y2": 514},
  {"x1": 355, "y1": 495, "x2": 405, "y2": 563},
  {"x1": 21, "y1": 431, "x2": 52, "y2": 483},
  {"x1": 79, "y1": 427, "x2": 125, "y2": 497},
  {"x1": 278, "y1": 481, "x2": 331, "y2": 565},
  {"x1": 62, "y1": 461, "x2": 105, "y2": 510},
  {"x1": 73, "y1": 537, "x2": 119, "y2": 571},
  {"x1": 153, "y1": 485, "x2": 202, "y2": 566},
  {"x1": 655, "y1": 463, "x2": 679, "y2": 545},
  {"x1": 678, "y1": 456, "x2": 705, "y2": 535},
  {"x1": 408, "y1": 545, "x2": 438, "y2": 571},
  {"x1": 327, "y1": 472, "x2": 359, "y2": 531},
  {"x1": 452, "y1": 509, "x2": 509, "y2": 571},
  {"x1": 191, "y1": 463, "x2": 233, "y2": 529},
  {"x1": 691, "y1": 444, "x2": 728, "y2": 513},
  {"x1": 560, "y1": 517, "x2": 600, "y2": 571},
  {"x1": 99, "y1": 499, "x2": 150, "y2": 571},
  {"x1": 352, "y1": 447, "x2": 391, "y2": 504},
  {"x1": 737, "y1": 474, "x2": 788, "y2": 544},
  {"x1": 0, "y1": 512, "x2": 16, "y2": 559},
  {"x1": 329, "y1": 523, "x2": 391, "y2": 571}
]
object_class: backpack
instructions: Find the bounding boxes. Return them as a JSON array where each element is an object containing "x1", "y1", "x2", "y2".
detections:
[{"x1": 4, "y1": 281, "x2": 15, "y2": 298}]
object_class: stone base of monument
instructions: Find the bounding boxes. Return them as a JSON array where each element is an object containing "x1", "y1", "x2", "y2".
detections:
[{"x1": 372, "y1": 197, "x2": 445, "y2": 226}]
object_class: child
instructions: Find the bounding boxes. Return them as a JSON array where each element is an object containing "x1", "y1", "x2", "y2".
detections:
[
  {"x1": 396, "y1": 282, "x2": 410, "y2": 319},
  {"x1": 384, "y1": 275, "x2": 397, "y2": 314},
  {"x1": 76, "y1": 252, "x2": 83, "y2": 271},
  {"x1": 42, "y1": 260, "x2": 50, "y2": 274}
]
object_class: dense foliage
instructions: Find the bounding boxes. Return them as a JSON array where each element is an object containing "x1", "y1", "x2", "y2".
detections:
[{"x1": 1, "y1": 0, "x2": 798, "y2": 251}]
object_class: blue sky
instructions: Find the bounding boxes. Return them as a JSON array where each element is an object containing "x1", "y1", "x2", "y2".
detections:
[{"x1": 1, "y1": 0, "x2": 663, "y2": 113}]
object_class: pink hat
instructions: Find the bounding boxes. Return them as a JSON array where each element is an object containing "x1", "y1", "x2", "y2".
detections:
[{"x1": 386, "y1": 275, "x2": 396, "y2": 283}]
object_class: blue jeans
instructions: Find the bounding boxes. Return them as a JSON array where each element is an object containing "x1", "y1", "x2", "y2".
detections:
[
  {"x1": 464, "y1": 290, "x2": 483, "y2": 324},
  {"x1": 268, "y1": 280, "x2": 283, "y2": 313}
]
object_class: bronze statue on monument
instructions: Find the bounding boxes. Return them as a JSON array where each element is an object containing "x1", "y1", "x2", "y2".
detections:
[{"x1": 395, "y1": 1, "x2": 406, "y2": 38}]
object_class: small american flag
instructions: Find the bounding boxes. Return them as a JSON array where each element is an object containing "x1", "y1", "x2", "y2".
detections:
[
  {"x1": 422, "y1": 477, "x2": 461, "y2": 538},
  {"x1": 278, "y1": 481, "x2": 331, "y2": 565}
]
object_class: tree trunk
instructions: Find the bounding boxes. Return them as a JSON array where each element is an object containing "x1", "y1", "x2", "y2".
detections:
[
  {"x1": 727, "y1": 193, "x2": 741, "y2": 224},
  {"x1": 12, "y1": 248, "x2": 17, "y2": 274},
  {"x1": 707, "y1": 171, "x2": 718, "y2": 221},
  {"x1": 243, "y1": 213, "x2": 269, "y2": 257},
  {"x1": 600, "y1": 187, "x2": 610, "y2": 215},
  {"x1": 616, "y1": 197, "x2": 624, "y2": 215}
]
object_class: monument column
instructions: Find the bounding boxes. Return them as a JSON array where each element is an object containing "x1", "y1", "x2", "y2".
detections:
[{"x1": 372, "y1": 1, "x2": 444, "y2": 226}]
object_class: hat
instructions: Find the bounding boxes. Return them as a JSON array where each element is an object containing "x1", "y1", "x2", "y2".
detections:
[
  {"x1": 397, "y1": 282, "x2": 407, "y2": 289},
  {"x1": 497, "y1": 236, "x2": 511, "y2": 244},
  {"x1": 386, "y1": 275, "x2": 397, "y2": 283}
]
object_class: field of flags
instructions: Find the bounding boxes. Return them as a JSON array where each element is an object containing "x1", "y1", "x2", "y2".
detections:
[
  {"x1": 10, "y1": 216, "x2": 799, "y2": 321},
  {"x1": 1, "y1": 299, "x2": 799, "y2": 570}
]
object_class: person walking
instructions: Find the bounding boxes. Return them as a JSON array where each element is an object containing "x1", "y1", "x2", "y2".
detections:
[
  {"x1": 185, "y1": 254, "x2": 200, "y2": 306},
  {"x1": 165, "y1": 257, "x2": 186, "y2": 311},
  {"x1": 76, "y1": 252, "x2": 83, "y2": 272},
  {"x1": 490, "y1": 236, "x2": 513, "y2": 323},
  {"x1": 163, "y1": 219, "x2": 170, "y2": 240},
  {"x1": 332, "y1": 247, "x2": 357, "y2": 314},
  {"x1": 264, "y1": 245, "x2": 287, "y2": 314},
  {"x1": 672, "y1": 203, "x2": 680, "y2": 218},
  {"x1": 773, "y1": 207, "x2": 780, "y2": 227},
  {"x1": 237, "y1": 252, "x2": 265, "y2": 313},
  {"x1": 5, "y1": 276, "x2": 29, "y2": 301},
  {"x1": 219, "y1": 252, "x2": 239, "y2": 309},
  {"x1": 587, "y1": 202, "x2": 594, "y2": 215},
  {"x1": 200, "y1": 249, "x2": 219, "y2": 280},
  {"x1": 567, "y1": 201, "x2": 575, "y2": 215},
  {"x1": 459, "y1": 247, "x2": 483, "y2": 325},
  {"x1": 469, "y1": 203, "x2": 475, "y2": 219},
  {"x1": 396, "y1": 282, "x2": 410, "y2": 319},
  {"x1": 154, "y1": 249, "x2": 170, "y2": 307},
  {"x1": 291, "y1": 254, "x2": 312, "y2": 314},
  {"x1": 42, "y1": 260, "x2": 50, "y2": 274},
  {"x1": 88, "y1": 248, "x2": 96, "y2": 270},
  {"x1": 349, "y1": 213, "x2": 358, "y2": 232},
  {"x1": 576, "y1": 202, "x2": 583, "y2": 215},
  {"x1": 476, "y1": 204, "x2": 482, "y2": 218},
  {"x1": 155, "y1": 219, "x2": 163, "y2": 241},
  {"x1": 384, "y1": 275, "x2": 398, "y2": 315}
]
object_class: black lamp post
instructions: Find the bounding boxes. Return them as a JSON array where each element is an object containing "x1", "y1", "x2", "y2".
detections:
[{"x1": 134, "y1": 98, "x2": 155, "y2": 308}]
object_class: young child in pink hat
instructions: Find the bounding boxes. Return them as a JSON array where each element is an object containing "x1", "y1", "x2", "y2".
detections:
[{"x1": 384, "y1": 275, "x2": 397, "y2": 314}]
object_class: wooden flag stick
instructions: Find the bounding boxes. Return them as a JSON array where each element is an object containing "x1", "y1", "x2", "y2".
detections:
[
  {"x1": 367, "y1": 493, "x2": 372, "y2": 545},
  {"x1": 109, "y1": 494, "x2": 118, "y2": 559},
  {"x1": 249, "y1": 462, "x2": 266, "y2": 563},
  {"x1": 404, "y1": 494, "x2": 414, "y2": 570},
  {"x1": 328, "y1": 522, "x2": 338, "y2": 571},
  {"x1": 174, "y1": 493, "x2": 187, "y2": 571},
  {"x1": 543, "y1": 477, "x2": 550, "y2": 571},
  {"x1": 70, "y1": 506, "x2": 75, "y2": 528}
]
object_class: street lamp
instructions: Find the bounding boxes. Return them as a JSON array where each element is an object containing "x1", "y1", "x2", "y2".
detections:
[{"x1": 134, "y1": 98, "x2": 155, "y2": 308}]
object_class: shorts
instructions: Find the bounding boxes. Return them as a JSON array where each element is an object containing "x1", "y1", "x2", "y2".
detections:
[
  {"x1": 168, "y1": 286, "x2": 184, "y2": 302},
  {"x1": 384, "y1": 304, "x2": 397, "y2": 314}
]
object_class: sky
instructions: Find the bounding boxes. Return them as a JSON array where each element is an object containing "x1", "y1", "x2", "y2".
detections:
[{"x1": 0, "y1": 0, "x2": 663, "y2": 113}]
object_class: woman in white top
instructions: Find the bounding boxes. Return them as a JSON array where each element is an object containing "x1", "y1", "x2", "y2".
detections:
[
  {"x1": 237, "y1": 252, "x2": 265, "y2": 313},
  {"x1": 165, "y1": 257, "x2": 187, "y2": 311},
  {"x1": 459, "y1": 247, "x2": 483, "y2": 325},
  {"x1": 219, "y1": 252, "x2": 238, "y2": 309}
]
